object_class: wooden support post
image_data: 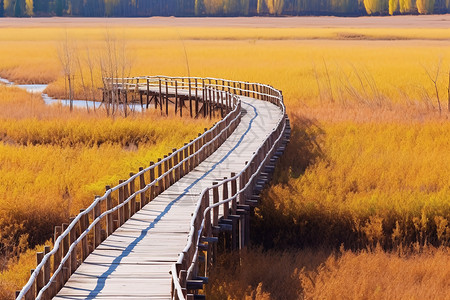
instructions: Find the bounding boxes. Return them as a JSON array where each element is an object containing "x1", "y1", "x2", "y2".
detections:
[
  {"x1": 175, "y1": 81, "x2": 178, "y2": 114},
  {"x1": 189, "y1": 141, "x2": 194, "y2": 172},
  {"x1": 69, "y1": 218, "x2": 77, "y2": 275},
  {"x1": 210, "y1": 88, "x2": 214, "y2": 119},
  {"x1": 195, "y1": 133, "x2": 201, "y2": 167},
  {"x1": 123, "y1": 183, "x2": 130, "y2": 221},
  {"x1": 79, "y1": 210, "x2": 88, "y2": 260},
  {"x1": 157, "y1": 158, "x2": 163, "y2": 195},
  {"x1": 230, "y1": 173, "x2": 237, "y2": 214},
  {"x1": 179, "y1": 149, "x2": 185, "y2": 178},
  {"x1": 25, "y1": 269, "x2": 35, "y2": 300},
  {"x1": 167, "y1": 153, "x2": 174, "y2": 185},
  {"x1": 43, "y1": 245, "x2": 51, "y2": 293},
  {"x1": 118, "y1": 181, "x2": 125, "y2": 226},
  {"x1": 52, "y1": 225, "x2": 63, "y2": 277},
  {"x1": 158, "y1": 79, "x2": 162, "y2": 111},
  {"x1": 149, "y1": 162, "x2": 155, "y2": 201},
  {"x1": 106, "y1": 186, "x2": 113, "y2": 236},
  {"x1": 129, "y1": 173, "x2": 136, "y2": 215},
  {"x1": 164, "y1": 155, "x2": 169, "y2": 190},
  {"x1": 165, "y1": 80, "x2": 169, "y2": 116},
  {"x1": 183, "y1": 144, "x2": 189, "y2": 174},
  {"x1": 189, "y1": 79, "x2": 192, "y2": 117},
  {"x1": 93, "y1": 200, "x2": 101, "y2": 248},
  {"x1": 195, "y1": 79, "x2": 199, "y2": 116},
  {"x1": 173, "y1": 149, "x2": 180, "y2": 181},
  {"x1": 61, "y1": 223, "x2": 70, "y2": 283},
  {"x1": 146, "y1": 78, "x2": 150, "y2": 109},
  {"x1": 223, "y1": 177, "x2": 229, "y2": 219},
  {"x1": 139, "y1": 167, "x2": 147, "y2": 206},
  {"x1": 36, "y1": 252, "x2": 44, "y2": 295},
  {"x1": 212, "y1": 183, "x2": 219, "y2": 227}
]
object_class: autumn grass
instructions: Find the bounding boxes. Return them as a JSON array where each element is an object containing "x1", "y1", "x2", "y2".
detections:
[
  {"x1": 0, "y1": 20, "x2": 449, "y2": 299},
  {"x1": 207, "y1": 247, "x2": 450, "y2": 300},
  {"x1": 0, "y1": 86, "x2": 213, "y2": 298}
]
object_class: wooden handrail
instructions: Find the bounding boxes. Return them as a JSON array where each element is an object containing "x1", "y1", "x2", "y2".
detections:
[
  {"x1": 16, "y1": 81, "x2": 241, "y2": 300},
  {"x1": 17, "y1": 76, "x2": 287, "y2": 300}
]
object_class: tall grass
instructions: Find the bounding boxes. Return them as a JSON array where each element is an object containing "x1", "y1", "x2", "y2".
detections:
[
  {"x1": 0, "y1": 21, "x2": 449, "y2": 299},
  {"x1": 0, "y1": 86, "x2": 213, "y2": 298},
  {"x1": 207, "y1": 247, "x2": 450, "y2": 300}
]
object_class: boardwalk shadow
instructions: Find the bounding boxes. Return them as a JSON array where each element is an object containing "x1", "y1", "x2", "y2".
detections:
[{"x1": 80, "y1": 101, "x2": 259, "y2": 298}]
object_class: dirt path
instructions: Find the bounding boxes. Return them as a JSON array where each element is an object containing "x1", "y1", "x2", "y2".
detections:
[{"x1": 0, "y1": 15, "x2": 449, "y2": 28}]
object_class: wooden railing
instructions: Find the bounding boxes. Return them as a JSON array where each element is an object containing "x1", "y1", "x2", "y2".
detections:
[
  {"x1": 166, "y1": 78, "x2": 288, "y2": 300},
  {"x1": 16, "y1": 76, "x2": 288, "y2": 300}
]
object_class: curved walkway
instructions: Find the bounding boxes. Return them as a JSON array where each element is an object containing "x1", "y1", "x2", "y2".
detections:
[{"x1": 54, "y1": 97, "x2": 283, "y2": 299}]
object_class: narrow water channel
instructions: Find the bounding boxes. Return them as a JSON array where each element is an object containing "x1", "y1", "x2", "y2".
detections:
[
  {"x1": 1, "y1": 76, "x2": 148, "y2": 112},
  {"x1": 1, "y1": 77, "x2": 103, "y2": 110}
]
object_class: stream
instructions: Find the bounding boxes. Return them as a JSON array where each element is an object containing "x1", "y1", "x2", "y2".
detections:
[{"x1": 1, "y1": 77, "x2": 103, "y2": 110}]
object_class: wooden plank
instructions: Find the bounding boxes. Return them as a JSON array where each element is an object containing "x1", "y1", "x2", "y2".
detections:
[{"x1": 55, "y1": 96, "x2": 283, "y2": 299}]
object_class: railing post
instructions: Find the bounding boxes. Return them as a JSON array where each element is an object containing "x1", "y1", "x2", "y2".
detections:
[
  {"x1": 168, "y1": 153, "x2": 174, "y2": 186},
  {"x1": 61, "y1": 223, "x2": 70, "y2": 283},
  {"x1": 118, "y1": 181, "x2": 125, "y2": 226},
  {"x1": 230, "y1": 172, "x2": 237, "y2": 214},
  {"x1": 195, "y1": 133, "x2": 201, "y2": 167},
  {"x1": 36, "y1": 252, "x2": 44, "y2": 295},
  {"x1": 149, "y1": 162, "x2": 155, "y2": 201},
  {"x1": 212, "y1": 183, "x2": 219, "y2": 227},
  {"x1": 173, "y1": 149, "x2": 180, "y2": 181},
  {"x1": 25, "y1": 269, "x2": 35, "y2": 300},
  {"x1": 189, "y1": 141, "x2": 194, "y2": 172},
  {"x1": 139, "y1": 168, "x2": 147, "y2": 206},
  {"x1": 43, "y1": 245, "x2": 51, "y2": 296},
  {"x1": 69, "y1": 217, "x2": 77, "y2": 274},
  {"x1": 80, "y1": 210, "x2": 89, "y2": 259},
  {"x1": 183, "y1": 143, "x2": 189, "y2": 175},
  {"x1": 163, "y1": 155, "x2": 169, "y2": 190},
  {"x1": 189, "y1": 78, "x2": 193, "y2": 117},
  {"x1": 106, "y1": 186, "x2": 113, "y2": 236},
  {"x1": 165, "y1": 79, "x2": 169, "y2": 116},
  {"x1": 157, "y1": 158, "x2": 163, "y2": 195},
  {"x1": 93, "y1": 199, "x2": 101, "y2": 248},
  {"x1": 129, "y1": 173, "x2": 136, "y2": 214},
  {"x1": 222, "y1": 177, "x2": 229, "y2": 219}
]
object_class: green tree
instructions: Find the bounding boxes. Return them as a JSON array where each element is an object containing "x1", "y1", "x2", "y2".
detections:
[
  {"x1": 416, "y1": 0, "x2": 435, "y2": 13},
  {"x1": 399, "y1": 0, "x2": 412, "y2": 12},
  {"x1": 195, "y1": 0, "x2": 204, "y2": 14},
  {"x1": 25, "y1": 0, "x2": 32, "y2": 15},
  {"x1": 55, "y1": 0, "x2": 63, "y2": 15},
  {"x1": 14, "y1": 0, "x2": 23, "y2": 16},
  {"x1": 389, "y1": 0, "x2": 398, "y2": 13},
  {"x1": 264, "y1": 0, "x2": 284, "y2": 14},
  {"x1": 364, "y1": 0, "x2": 388, "y2": 14}
]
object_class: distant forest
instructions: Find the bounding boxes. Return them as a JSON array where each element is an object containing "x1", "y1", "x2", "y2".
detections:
[{"x1": 0, "y1": 0, "x2": 449, "y2": 17}]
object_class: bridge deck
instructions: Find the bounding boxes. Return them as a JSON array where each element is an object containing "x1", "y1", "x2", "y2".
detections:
[{"x1": 54, "y1": 96, "x2": 282, "y2": 299}]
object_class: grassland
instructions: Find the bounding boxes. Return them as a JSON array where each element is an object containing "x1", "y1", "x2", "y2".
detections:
[
  {"x1": 0, "y1": 85, "x2": 213, "y2": 298},
  {"x1": 0, "y1": 17, "x2": 449, "y2": 299}
]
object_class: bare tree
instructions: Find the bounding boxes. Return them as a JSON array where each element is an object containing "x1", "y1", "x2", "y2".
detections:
[
  {"x1": 423, "y1": 59, "x2": 442, "y2": 115},
  {"x1": 57, "y1": 31, "x2": 76, "y2": 112},
  {"x1": 99, "y1": 30, "x2": 133, "y2": 117}
]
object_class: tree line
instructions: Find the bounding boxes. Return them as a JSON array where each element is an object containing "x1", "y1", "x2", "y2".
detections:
[{"x1": 0, "y1": 0, "x2": 449, "y2": 17}]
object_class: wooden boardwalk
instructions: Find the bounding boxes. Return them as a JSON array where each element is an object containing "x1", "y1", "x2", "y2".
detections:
[{"x1": 53, "y1": 96, "x2": 283, "y2": 299}]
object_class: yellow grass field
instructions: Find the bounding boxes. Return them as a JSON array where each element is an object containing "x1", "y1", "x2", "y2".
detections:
[
  {"x1": 0, "y1": 17, "x2": 449, "y2": 299},
  {"x1": 0, "y1": 85, "x2": 213, "y2": 298}
]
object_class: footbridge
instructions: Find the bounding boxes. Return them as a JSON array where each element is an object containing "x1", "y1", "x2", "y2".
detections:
[{"x1": 17, "y1": 76, "x2": 290, "y2": 300}]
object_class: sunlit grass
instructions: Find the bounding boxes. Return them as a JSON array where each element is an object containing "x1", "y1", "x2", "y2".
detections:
[
  {"x1": 0, "y1": 86, "x2": 213, "y2": 298},
  {"x1": 0, "y1": 20, "x2": 449, "y2": 299},
  {"x1": 207, "y1": 247, "x2": 450, "y2": 300}
]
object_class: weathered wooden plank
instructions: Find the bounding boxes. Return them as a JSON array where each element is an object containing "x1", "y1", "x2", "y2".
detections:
[{"x1": 55, "y1": 96, "x2": 283, "y2": 299}]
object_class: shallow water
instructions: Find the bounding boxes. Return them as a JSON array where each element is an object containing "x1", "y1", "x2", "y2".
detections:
[{"x1": 1, "y1": 77, "x2": 122, "y2": 111}]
